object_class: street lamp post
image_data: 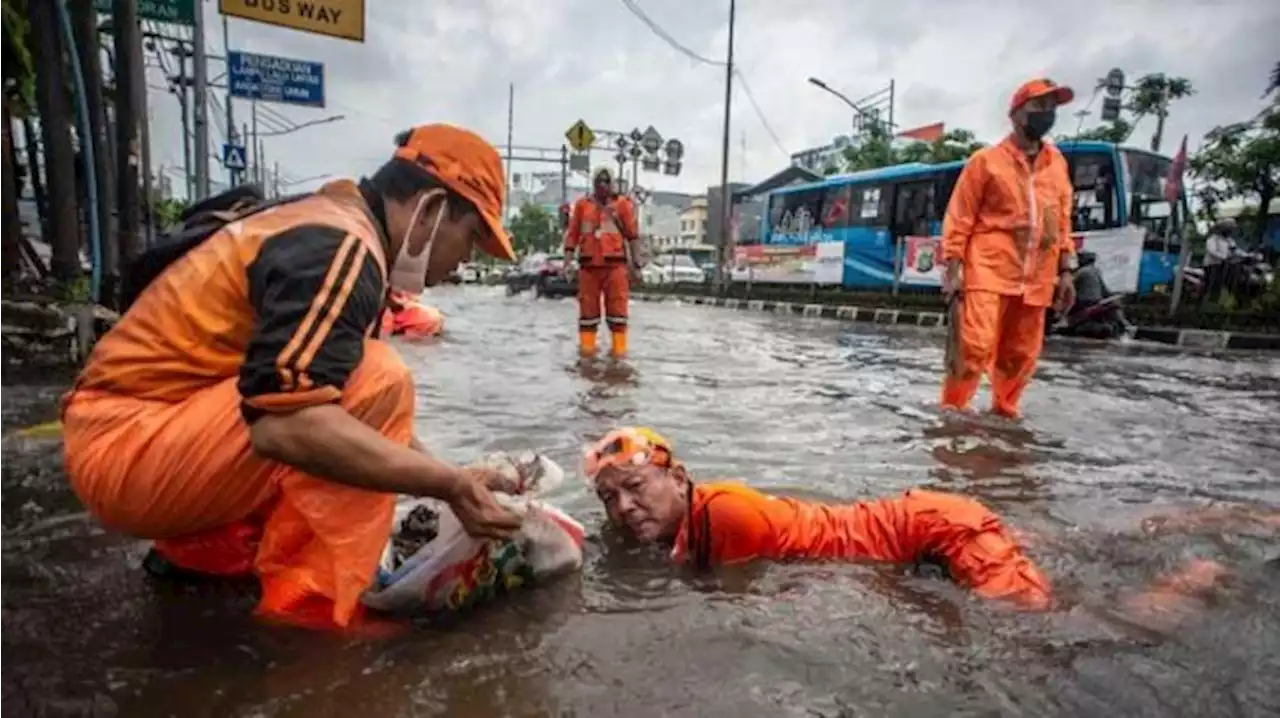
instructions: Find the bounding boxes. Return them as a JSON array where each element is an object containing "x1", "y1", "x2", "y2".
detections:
[{"x1": 807, "y1": 77, "x2": 896, "y2": 136}]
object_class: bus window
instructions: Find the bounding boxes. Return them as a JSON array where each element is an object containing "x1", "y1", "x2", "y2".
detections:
[
  {"x1": 851, "y1": 185, "x2": 888, "y2": 225},
  {"x1": 1067, "y1": 151, "x2": 1118, "y2": 232},
  {"x1": 1123, "y1": 149, "x2": 1182, "y2": 241},
  {"x1": 770, "y1": 188, "x2": 826, "y2": 238},
  {"x1": 892, "y1": 181, "x2": 935, "y2": 237},
  {"x1": 822, "y1": 184, "x2": 854, "y2": 229},
  {"x1": 935, "y1": 168, "x2": 962, "y2": 220}
]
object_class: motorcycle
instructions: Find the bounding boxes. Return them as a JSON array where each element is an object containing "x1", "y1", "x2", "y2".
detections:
[
  {"x1": 1048, "y1": 294, "x2": 1133, "y2": 340},
  {"x1": 1181, "y1": 250, "x2": 1274, "y2": 304}
]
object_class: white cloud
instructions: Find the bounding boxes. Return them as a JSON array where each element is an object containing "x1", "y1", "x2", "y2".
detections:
[{"x1": 147, "y1": 0, "x2": 1280, "y2": 198}]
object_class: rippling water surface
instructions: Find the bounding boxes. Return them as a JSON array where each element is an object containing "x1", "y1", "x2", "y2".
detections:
[{"x1": 4, "y1": 286, "x2": 1279, "y2": 717}]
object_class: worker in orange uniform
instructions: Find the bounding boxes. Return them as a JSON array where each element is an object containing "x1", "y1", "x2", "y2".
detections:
[
  {"x1": 564, "y1": 167, "x2": 640, "y2": 358},
  {"x1": 940, "y1": 78, "x2": 1078, "y2": 418},
  {"x1": 583, "y1": 427, "x2": 1052, "y2": 610},
  {"x1": 60, "y1": 125, "x2": 523, "y2": 632}
]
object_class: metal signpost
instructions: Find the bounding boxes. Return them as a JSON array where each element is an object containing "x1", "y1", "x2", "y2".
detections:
[{"x1": 227, "y1": 50, "x2": 326, "y2": 108}]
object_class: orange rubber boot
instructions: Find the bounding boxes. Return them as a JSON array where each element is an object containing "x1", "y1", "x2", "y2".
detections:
[{"x1": 579, "y1": 330, "x2": 598, "y2": 357}]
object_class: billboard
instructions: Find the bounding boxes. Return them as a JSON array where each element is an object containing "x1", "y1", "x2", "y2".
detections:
[{"x1": 731, "y1": 242, "x2": 845, "y2": 284}]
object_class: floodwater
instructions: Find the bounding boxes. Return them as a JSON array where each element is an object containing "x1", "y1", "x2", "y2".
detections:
[{"x1": 4, "y1": 286, "x2": 1280, "y2": 718}]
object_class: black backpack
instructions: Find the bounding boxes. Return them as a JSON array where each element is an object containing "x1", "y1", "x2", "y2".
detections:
[{"x1": 121, "y1": 184, "x2": 309, "y2": 311}]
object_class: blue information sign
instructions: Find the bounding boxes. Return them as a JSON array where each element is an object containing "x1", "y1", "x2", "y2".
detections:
[{"x1": 227, "y1": 50, "x2": 326, "y2": 108}]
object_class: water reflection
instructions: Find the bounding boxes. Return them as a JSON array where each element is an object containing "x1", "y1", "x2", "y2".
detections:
[{"x1": 3, "y1": 287, "x2": 1279, "y2": 717}]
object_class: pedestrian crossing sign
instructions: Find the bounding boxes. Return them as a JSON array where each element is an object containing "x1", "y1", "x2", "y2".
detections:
[{"x1": 222, "y1": 144, "x2": 247, "y2": 171}]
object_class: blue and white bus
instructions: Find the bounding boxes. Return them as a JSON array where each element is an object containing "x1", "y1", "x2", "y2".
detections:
[{"x1": 757, "y1": 141, "x2": 1186, "y2": 295}]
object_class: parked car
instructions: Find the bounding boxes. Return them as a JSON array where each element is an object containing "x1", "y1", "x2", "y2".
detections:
[
  {"x1": 505, "y1": 252, "x2": 577, "y2": 298},
  {"x1": 643, "y1": 254, "x2": 707, "y2": 285},
  {"x1": 458, "y1": 262, "x2": 481, "y2": 283}
]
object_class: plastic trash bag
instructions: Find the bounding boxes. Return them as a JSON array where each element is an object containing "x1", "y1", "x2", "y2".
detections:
[{"x1": 361, "y1": 451, "x2": 585, "y2": 614}]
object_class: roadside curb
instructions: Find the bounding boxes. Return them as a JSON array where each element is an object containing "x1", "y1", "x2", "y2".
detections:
[{"x1": 634, "y1": 292, "x2": 1280, "y2": 352}]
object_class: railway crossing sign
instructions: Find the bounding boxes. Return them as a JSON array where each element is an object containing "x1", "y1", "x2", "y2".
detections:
[{"x1": 565, "y1": 119, "x2": 595, "y2": 152}]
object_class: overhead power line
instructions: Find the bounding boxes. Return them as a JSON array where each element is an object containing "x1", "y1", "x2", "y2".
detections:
[{"x1": 616, "y1": 0, "x2": 789, "y2": 157}]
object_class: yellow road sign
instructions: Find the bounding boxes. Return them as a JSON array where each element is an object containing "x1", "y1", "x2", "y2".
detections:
[
  {"x1": 565, "y1": 119, "x2": 596, "y2": 152},
  {"x1": 219, "y1": 0, "x2": 366, "y2": 43}
]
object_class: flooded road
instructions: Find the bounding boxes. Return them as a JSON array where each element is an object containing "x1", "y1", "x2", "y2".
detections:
[{"x1": 4, "y1": 286, "x2": 1279, "y2": 717}]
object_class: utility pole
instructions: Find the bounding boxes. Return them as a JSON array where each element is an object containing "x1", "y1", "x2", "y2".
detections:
[
  {"x1": 504, "y1": 82, "x2": 514, "y2": 220},
  {"x1": 222, "y1": 15, "x2": 237, "y2": 186},
  {"x1": 71, "y1": 0, "x2": 117, "y2": 269},
  {"x1": 191, "y1": 0, "x2": 210, "y2": 199},
  {"x1": 250, "y1": 101, "x2": 258, "y2": 184},
  {"x1": 112, "y1": 0, "x2": 142, "y2": 279},
  {"x1": 714, "y1": 0, "x2": 736, "y2": 293},
  {"x1": 171, "y1": 46, "x2": 193, "y2": 200},
  {"x1": 560, "y1": 145, "x2": 568, "y2": 207}
]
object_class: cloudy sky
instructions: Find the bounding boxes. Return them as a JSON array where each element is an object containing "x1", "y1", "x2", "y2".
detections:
[{"x1": 145, "y1": 0, "x2": 1279, "y2": 198}]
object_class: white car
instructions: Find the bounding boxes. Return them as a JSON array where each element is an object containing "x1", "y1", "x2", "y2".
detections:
[
  {"x1": 644, "y1": 254, "x2": 707, "y2": 284},
  {"x1": 459, "y1": 263, "x2": 481, "y2": 283}
]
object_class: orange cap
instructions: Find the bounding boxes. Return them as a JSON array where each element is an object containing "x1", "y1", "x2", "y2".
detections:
[
  {"x1": 1009, "y1": 78, "x2": 1075, "y2": 114},
  {"x1": 393, "y1": 124, "x2": 516, "y2": 262}
]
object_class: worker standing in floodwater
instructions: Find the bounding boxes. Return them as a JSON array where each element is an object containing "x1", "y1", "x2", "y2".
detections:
[
  {"x1": 940, "y1": 78, "x2": 1078, "y2": 418},
  {"x1": 565, "y1": 167, "x2": 640, "y2": 358}
]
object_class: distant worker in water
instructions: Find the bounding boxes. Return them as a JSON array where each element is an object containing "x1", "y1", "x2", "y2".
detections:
[
  {"x1": 582, "y1": 427, "x2": 1053, "y2": 610},
  {"x1": 564, "y1": 167, "x2": 640, "y2": 358},
  {"x1": 382, "y1": 289, "x2": 445, "y2": 339},
  {"x1": 940, "y1": 78, "x2": 1078, "y2": 418}
]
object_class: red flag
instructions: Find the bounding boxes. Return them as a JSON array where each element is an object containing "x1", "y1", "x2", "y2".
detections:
[{"x1": 1164, "y1": 134, "x2": 1188, "y2": 203}]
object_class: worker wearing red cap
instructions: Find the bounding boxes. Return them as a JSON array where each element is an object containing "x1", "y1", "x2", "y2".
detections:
[
  {"x1": 939, "y1": 78, "x2": 1079, "y2": 418},
  {"x1": 565, "y1": 166, "x2": 640, "y2": 358},
  {"x1": 62, "y1": 124, "x2": 523, "y2": 631}
]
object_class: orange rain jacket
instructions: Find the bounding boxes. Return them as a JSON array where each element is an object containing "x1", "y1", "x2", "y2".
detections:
[
  {"x1": 672, "y1": 482, "x2": 1051, "y2": 610},
  {"x1": 940, "y1": 136, "x2": 1076, "y2": 307},
  {"x1": 564, "y1": 194, "x2": 638, "y2": 267}
]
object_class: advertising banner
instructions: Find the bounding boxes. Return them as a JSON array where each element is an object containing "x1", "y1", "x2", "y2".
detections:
[
  {"x1": 731, "y1": 242, "x2": 844, "y2": 284},
  {"x1": 897, "y1": 225, "x2": 1147, "y2": 293}
]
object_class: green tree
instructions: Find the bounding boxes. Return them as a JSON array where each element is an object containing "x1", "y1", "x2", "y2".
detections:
[
  {"x1": 1076, "y1": 118, "x2": 1133, "y2": 143},
  {"x1": 839, "y1": 125, "x2": 985, "y2": 173},
  {"x1": 507, "y1": 202, "x2": 559, "y2": 256},
  {"x1": 1075, "y1": 73, "x2": 1194, "y2": 151},
  {"x1": 1190, "y1": 77, "x2": 1280, "y2": 244}
]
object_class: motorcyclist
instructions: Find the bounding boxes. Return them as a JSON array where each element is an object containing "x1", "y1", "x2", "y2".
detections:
[
  {"x1": 1066, "y1": 251, "x2": 1134, "y2": 337},
  {"x1": 1202, "y1": 218, "x2": 1240, "y2": 302}
]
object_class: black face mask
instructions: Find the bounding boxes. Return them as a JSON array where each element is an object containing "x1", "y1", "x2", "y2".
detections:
[{"x1": 1023, "y1": 109, "x2": 1057, "y2": 140}]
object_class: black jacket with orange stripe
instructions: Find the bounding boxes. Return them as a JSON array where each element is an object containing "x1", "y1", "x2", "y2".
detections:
[{"x1": 70, "y1": 180, "x2": 393, "y2": 422}]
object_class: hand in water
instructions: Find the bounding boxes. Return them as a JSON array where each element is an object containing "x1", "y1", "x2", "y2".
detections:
[{"x1": 447, "y1": 468, "x2": 523, "y2": 541}]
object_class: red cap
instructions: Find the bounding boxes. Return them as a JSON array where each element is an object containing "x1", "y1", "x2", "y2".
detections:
[{"x1": 1009, "y1": 78, "x2": 1075, "y2": 114}]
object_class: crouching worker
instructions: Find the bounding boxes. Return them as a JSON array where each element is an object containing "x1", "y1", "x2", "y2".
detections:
[
  {"x1": 61, "y1": 124, "x2": 523, "y2": 631},
  {"x1": 583, "y1": 427, "x2": 1052, "y2": 610}
]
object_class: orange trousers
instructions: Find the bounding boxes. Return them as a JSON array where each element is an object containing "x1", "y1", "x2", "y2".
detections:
[
  {"x1": 62, "y1": 340, "x2": 414, "y2": 630},
  {"x1": 578, "y1": 263, "x2": 629, "y2": 354},
  {"x1": 940, "y1": 291, "x2": 1047, "y2": 418}
]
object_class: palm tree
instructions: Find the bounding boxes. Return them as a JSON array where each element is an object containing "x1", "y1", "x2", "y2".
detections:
[{"x1": 1126, "y1": 73, "x2": 1196, "y2": 153}]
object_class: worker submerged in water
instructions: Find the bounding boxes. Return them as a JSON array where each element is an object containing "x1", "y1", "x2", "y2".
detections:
[{"x1": 582, "y1": 427, "x2": 1053, "y2": 609}]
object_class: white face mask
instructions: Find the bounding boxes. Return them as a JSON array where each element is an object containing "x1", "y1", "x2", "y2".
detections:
[{"x1": 389, "y1": 192, "x2": 447, "y2": 295}]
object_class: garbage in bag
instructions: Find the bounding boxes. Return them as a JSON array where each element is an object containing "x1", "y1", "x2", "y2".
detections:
[{"x1": 362, "y1": 451, "x2": 585, "y2": 614}]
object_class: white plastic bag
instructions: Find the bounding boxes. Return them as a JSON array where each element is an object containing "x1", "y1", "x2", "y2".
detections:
[{"x1": 361, "y1": 451, "x2": 586, "y2": 615}]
